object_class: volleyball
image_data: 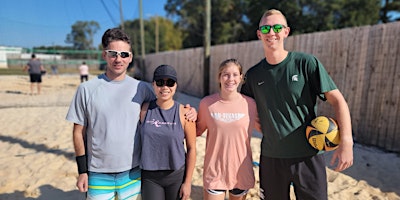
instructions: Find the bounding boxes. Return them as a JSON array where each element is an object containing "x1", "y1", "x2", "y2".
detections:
[{"x1": 306, "y1": 116, "x2": 340, "y2": 151}]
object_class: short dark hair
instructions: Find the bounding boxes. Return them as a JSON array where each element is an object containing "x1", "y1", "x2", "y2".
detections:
[
  {"x1": 31, "y1": 54, "x2": 36, "y2": 58},
  {"x1": 101, "y1": 28, "x2": 131, "y2": 49}
]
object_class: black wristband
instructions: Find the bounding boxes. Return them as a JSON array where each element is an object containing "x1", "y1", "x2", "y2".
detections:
[{"x1": 76, "y1": 155, "x2": 88, "y2": 174}]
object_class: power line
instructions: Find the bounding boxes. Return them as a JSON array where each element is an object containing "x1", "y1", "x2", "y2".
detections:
[{"x1": 100, "y1": 0, "x2": 118, "y2": 26}]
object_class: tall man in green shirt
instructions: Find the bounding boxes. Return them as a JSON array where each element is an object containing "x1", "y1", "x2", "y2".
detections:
[{"x1": 241, "y1": 9, "x2": 353, "y2": 200}]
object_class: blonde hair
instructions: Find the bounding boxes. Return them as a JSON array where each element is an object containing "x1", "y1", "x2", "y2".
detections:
[
  {"x1": 259, "y1": 9, "x2": 288, "y2": 27},
  {"x1": 217, "y1": 58, "x2": 243, "y2": 88}
]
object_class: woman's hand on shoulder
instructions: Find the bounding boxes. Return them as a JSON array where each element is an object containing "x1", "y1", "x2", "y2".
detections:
[{"x1": 183, "y1": 104, "x2": 197, "y2": 122}]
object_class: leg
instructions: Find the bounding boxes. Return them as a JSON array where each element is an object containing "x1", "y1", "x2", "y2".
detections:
[
  {"x1": 163, "y1": 167, "x2": 185, "y2": 200},
  {"x1": 228, "y1": 189, "x2": 248, "y2": 200},
  {"x1": 259, "y1": 156, "x2": 292, "y2": 200},
  {"x1": 29, "y1": 74, "x2": 34, "y2": 95},
  {"x1": 30, "y1": 83, "x2": 34, "y2": 95},
  {"x1": 291, "y1": 154, "x2": 327, "y2": 200},
  {"x1": 37, "y1": 75, "x2": 42, "y2": 95},
  {"x1": 228, "y1": 195, "x2": 246, "y2": 200},
  {"x1": 204, "y1": 189, "x2": 225, "y2": 200},
  {"x1": 141, "y1": 170, "x2": 166, "y2": 200},
  {"x1": 116, "y1": 168, "x2": 142, "y2": 200},
  {"x1": 228, "y1": 193, "x2": 246, "y2": 200},
  {"x1": 37, "y1": 83, "x2": 41, "y2": 95},
  {"x1": 141, "y1": 177, "x2": 165, "y2": 200},
  {"x1": 87, "y1": 172, "x2": 117, "y2": 200}
]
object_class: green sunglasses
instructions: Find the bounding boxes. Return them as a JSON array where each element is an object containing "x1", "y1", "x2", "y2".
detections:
[{"x1": 259, "y1": 24, "x2": 286, "y2": 34}]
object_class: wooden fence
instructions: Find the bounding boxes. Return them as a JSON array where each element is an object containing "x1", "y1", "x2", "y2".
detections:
[{"x1": 139, "y1": 22, "x2": 400, "y2": 152}]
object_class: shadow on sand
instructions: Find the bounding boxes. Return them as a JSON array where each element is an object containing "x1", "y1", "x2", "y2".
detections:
[
  {"x1": 0, "y1": 185, "x2": 83, "y2": 200},
  {"x1": 0, "y1": 135, "x2": 74, "y2": 160}
]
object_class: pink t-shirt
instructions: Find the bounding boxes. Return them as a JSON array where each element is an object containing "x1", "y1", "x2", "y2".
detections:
[
  {"x1": 79, "y1": 64, "x2": 89, "y2": 75},
  {"x1": 197, "y1": 93, "x2": 258, "y2": 190}
]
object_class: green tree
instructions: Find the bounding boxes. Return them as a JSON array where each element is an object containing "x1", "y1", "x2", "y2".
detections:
[
  {"x1": 162, "y1": 18, "x2": 184, "y2": 50},
  {"x1": 243, "y1": 0, "x2": 380, "y2": 36},
  {"x1": 335, "y1": 0, "x2": 381, "y2": 28},
  {"x1": 65, "y1": 21, "x2": 100, "y2": 50},
  {"x1": 212, "y1": 0, "x2": 248, "y2": 44},
  {"x1": 243, "y1": 0, "x2": 302, "y2": 39},
  {"x1": 165, "y1": 0, "x2": 204, "y2": 47},
  {"x1": 124, "y1": 17, "x2": 183, "y2": 55},
  {"x1": 166, "y1": 0, "x2": 384, "y2": 48},
  {"x1": 165, "y1": 0, "x2": 248, "y2": 48},
  {"x1": 381, "y1": 0, "x2": 400, "y2": 22}
]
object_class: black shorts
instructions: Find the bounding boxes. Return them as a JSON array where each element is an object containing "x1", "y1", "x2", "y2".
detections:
[
  {"x1": 29, "y1": 74, "x2": 42, "y2": 83},
  {"x1": 259, "y1": 154, "x2": 327, "y2": 200},
  {"x1": 80, "y1": 75, "x2": 88, "y2": 81},
  {"x1": 141, "y1": 166, "x2": 185, "y2": 200},
  {"x1": 206, "y1": 188, "x2": 248, "y2": 196}
]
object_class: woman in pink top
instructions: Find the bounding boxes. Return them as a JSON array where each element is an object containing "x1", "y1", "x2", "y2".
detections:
[{"x1": 196, "y1": 59, "x2": 260, "y2": 200}]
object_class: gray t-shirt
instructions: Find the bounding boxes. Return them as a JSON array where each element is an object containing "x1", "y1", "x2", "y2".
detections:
[
  {"x1": 66, "y1": 74, "x2": 155, "y2": 173},
  {"x1": 27, "y1": 59, "x2": 42, "y2": 74}
]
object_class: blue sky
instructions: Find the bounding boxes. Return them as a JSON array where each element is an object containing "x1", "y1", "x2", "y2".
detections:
[
  {"x1": 1, "y1": 1, "x2": 398, "y2": 49},
  {"x1": 0, "y1": 0, "x2": 168, "y2": 49}
]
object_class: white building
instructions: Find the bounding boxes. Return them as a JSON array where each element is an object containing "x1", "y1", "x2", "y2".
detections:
[
  {"x1": 0, "y1": 46, "x2": 63, "y2": 68},
  {"x1": 0, "y1": 46, "x2": 23, "y2": 68}
]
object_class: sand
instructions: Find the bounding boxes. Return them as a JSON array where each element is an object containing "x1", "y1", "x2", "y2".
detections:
[{"x1": 0, "y1": 74, "x2": 399, "y2": 200}]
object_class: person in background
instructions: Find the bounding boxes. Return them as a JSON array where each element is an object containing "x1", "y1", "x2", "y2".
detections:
[
  {"x1": 139, "y1": 64, "x2": 196, "y2": 200},
  {"x1": 196, "y1": 58, "x2": 260, "y2": 200},
  {"x1": 66, "y1": 28, "x2": 197, "y2": 200},
  {"x1": 79, "y1": 61, "x2": 89, "y2": 82},
  {"x1": 51, "y1": 64, "x2": 58, "y2": 78},
  {"x1": 240, "y1": 9, "x2": 353, "y2": 200},
  {"x1": 23, "y1": 54, "x2": 45, "y2": 95}
]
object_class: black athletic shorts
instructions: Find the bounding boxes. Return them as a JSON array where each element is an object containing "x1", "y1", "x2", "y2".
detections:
[
  {"x1": 141, "y1": 166, "x2": 185, "y2": 200},
  {"x1": 30, "y1": 74, "x2": 42, "y2": 83},
  {"x1": 259, "y1": 154, "x2": 327, "y2": 200}
]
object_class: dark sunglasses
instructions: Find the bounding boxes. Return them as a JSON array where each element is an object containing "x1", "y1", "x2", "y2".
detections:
[
  {"x1": 259, "y1": 24, "x2": 286, "y2": 34},
  {"x1": 155, "y1": 79, "x2": 176, "y2": 87},
  {"x1": 105, "y1": 50, "x2": 132, "y2": 58}
]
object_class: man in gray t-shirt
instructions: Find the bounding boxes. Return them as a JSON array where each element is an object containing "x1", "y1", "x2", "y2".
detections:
[
  {"x1": 66, "y1": 28, "x2": 197, "y2": 200},
  {"x1": 23, "y1": 54, "x2": 44, "y2": 95}
]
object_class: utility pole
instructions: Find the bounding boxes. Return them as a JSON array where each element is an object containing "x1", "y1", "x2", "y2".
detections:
[
  {"x1": 139, "y1": 0, "x2": 146, "y2": 78},
  {"x1": 203, "y1": 0, "x2": 211, "y2": 96},
  {"x1": 155, "y1": 15, "x2": 159, "y2": 53},
  {"x1": 119, "y1": 0, "x2": 124, "y2": 30}
]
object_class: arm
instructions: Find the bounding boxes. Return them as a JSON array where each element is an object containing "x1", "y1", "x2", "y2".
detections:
[
  {"x1": 240, "y1": 73, "x2": 254, "y2": 98},
  {"x1": 325, "y1": 89, "x2": 354, "y2": 172},
  {"x1": 254, "y1": 113, "x2": 262, "y2": 133},
  {"x1": 184, "y1": 104, "x2": 197, "y2": 122},
  {"x1": 140, "y1": 102, "x2": 149, "y2": 124},
  {"x1": 180, "y1": 106, "x2": 196, "y2": 199},
  {"x1": 195, "y1": 100, "x2": 207, "y2": 136},
  {"x1": 250, "y1": 97, "x2": 262, "y2": 133},
  {"x1": 23, "y1": 64, "x2": 29, "y2": 72},
  {"x1": 72, "y1": 123, "x2": 89, "y2": 192}
]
